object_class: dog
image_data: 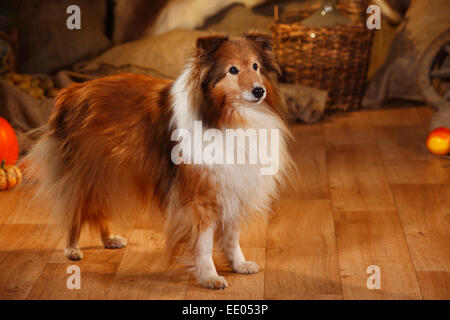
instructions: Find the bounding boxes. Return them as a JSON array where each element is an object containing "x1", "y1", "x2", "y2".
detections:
[{"x1": 24, "y1": 32, "x2": 294, "y2": 289}]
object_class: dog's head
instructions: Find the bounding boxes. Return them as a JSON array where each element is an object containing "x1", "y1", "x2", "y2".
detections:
[{"x1": 191, "y1": 32, "x2": 283, "y2": 126}]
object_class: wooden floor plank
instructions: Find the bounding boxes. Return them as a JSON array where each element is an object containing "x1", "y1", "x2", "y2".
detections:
[
  {"x1": 107, "y1": 228, "x2": 188, "y2": 299},
  {"x1": 287, "y1": 124, "x2": 330, "y2": 199},
  {"x1": 27, "y1": 262, "x2": 118, "y2": 299},
  {"x1": 369, "y1": 106, "x2": 424, "y2": 127},
  {"x1": 391, "y1": 184, "x2": 450, "y2": 273},
  {"x1": 327, "y1": 145, "x2": 397, "y2": 212},
  {"x1": 440, "y1": 156, "x2": 450, "y2": 180},
  {"x1": 322, "y1": 110, "x2": 378, "y2": 148},
  {"x1": 0, "y1": 224, "x2": 62, "y2": 299},
  {"x1": 0, "y1": 189, "x2": 23, "y2": 225},
  {"x1": 333, "y1": 211, "x2": 422, "y2": 299},
  {"x1": 414, "y1": 105, "x2": 435, "y2": 128},
  {"x1": 372, "y1": 106, "x2": 450, "y2": 298},
  {"x1": 374, "y1": 125, "x2": 447, "y2": 185},
  {"x1": 374, "y1": 125, "x2": 429, "y2": 161},
  {"x1": 323, "y1": 110, "x2": 397, "y2": 212},
  {"x1": 239, "y1": 215, "x2": 267, "y2": 249},
  {"x1": 3, "y1": 186, "x2": 51, "y2": 225},
  {"x1": 264, "y1": 199, "x2": 342, "y2": 299},
  {"x1": 416, "y1": 271, "x2": 450, "y2": 300}
]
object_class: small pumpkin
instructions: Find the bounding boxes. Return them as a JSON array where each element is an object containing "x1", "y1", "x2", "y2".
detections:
[{"x1": 0, "y1": 159, "x2": 22, "y2": 190}]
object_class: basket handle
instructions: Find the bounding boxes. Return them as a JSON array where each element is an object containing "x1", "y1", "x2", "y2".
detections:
[{"x1": 274, "y1": 5, "x2": 279, "y2": 22}]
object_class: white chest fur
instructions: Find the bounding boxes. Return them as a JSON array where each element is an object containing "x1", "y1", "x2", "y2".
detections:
[{"x1": 170, "y1": 66, "x2": 289, "y2": 222}]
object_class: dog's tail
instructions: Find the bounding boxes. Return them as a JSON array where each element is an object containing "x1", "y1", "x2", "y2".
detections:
[{"x1": 19, "y1": 132, "x2": 85, "y2": 230}]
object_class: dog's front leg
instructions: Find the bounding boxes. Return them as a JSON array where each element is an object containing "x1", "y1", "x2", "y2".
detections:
[
  {"x1": 221, "y1": 223, "x2": 259, "y2": 274},
  {"x1": 194, "y1": 222, "x2": 228, "y2": 289}
]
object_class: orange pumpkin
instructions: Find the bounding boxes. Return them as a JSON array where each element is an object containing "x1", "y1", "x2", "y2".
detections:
[
  {"x1": 0, "y1": 160, "x2": 22, "y2": 190},
  {"x1": 0, "y1": 117, "x2": 19, "y2": 165}
]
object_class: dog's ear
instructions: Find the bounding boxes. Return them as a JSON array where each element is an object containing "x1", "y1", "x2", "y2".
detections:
[
  {"x1": 196, "y1": 35, "x2": 229, "y2": 56},
  {"x1": 245, "y1": 31, "x2": 281, "y2": 80},
  {"x1": 244, "y1": 31, "x2": 273, "y2": 51}
]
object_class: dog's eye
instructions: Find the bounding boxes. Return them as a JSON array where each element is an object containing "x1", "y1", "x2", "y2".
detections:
[
  {"x1": 253, "y1": 63, "x2": 258, "y2": 71},
  {"x1": 229, "y1": 66, "x2": 239, "y2": 75}
]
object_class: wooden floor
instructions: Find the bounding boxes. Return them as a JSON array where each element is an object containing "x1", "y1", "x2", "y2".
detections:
[{"x1": 0, "y1": 105, "x2": 449, "y2": 300}]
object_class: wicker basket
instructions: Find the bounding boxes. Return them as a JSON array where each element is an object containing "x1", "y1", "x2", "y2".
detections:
[{"x1": 271, "y1": 0, "x2": 373, "y2": 111}]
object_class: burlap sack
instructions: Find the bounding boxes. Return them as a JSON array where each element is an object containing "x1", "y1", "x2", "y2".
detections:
[
  {"x1": 112, "y1": 0, "x2": 271, "y2": 44},
  {"x1": 113, "y1": 0, "x2": 167, "y2": 44},
  {"x1": 17, "y1": 0, "x2": 111, "y2": 74},
  {"x1": 430, "y1": 108, "x2": 450, "y2": 131},
  {"x1": 0, "y1": 70, "x2": 87, "y2": 154},
  {"x1": 202, "y1": 4, "x2": 272, "y2": 35},
  {"x1": 385, "y1": 0, "x2": 410, "y2": 14},
  {"x1": 0, "y1": 80, "x2": 53, "y2": 155},
  {"x1": 74, "y1": 29, "x2": 209, "y2": 79},
  {"x1": 362, "y1": 0, "x2": 450, "y2": 108}
]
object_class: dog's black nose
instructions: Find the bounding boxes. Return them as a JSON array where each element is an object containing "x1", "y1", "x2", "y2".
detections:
[{"x1": 252, "y1": 87, "x2": 265, "y2": 99}]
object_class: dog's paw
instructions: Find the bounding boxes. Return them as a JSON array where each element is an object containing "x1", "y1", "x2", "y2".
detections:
[
  {"x1": 65, "y1": 247, "x2": 83, "y2": 261},
  {"x1": 103, "y1": 235, "x2": 127, "y2": 249},
  {"x1": 199, "y1": 275, "x2": 228, "y2": 290},
  {"x1": 233, "y1": 261, "x2": 259, "y2": 274}
]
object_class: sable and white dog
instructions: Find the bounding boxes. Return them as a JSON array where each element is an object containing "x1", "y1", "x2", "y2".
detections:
[{"x1": 24, "y1": 32, "x2": 294, "y2": 289}]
